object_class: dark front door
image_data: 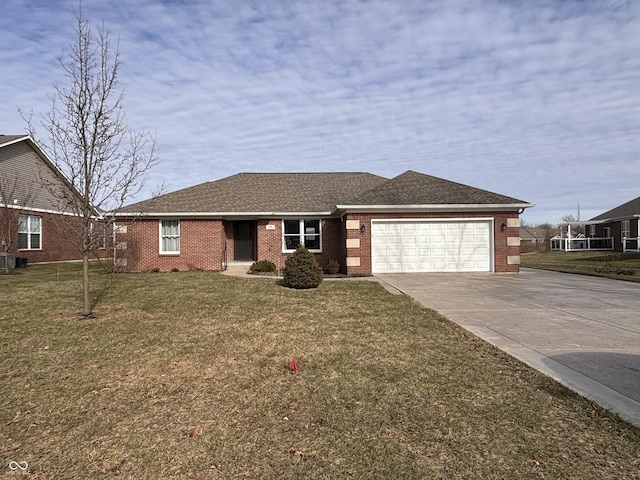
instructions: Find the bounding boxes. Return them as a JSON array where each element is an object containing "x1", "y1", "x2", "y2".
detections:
[{"x1": 234, "y1": 221, "x2": 255, "y2": 260}]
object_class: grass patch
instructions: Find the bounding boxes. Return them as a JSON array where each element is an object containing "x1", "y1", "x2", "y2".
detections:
[
  {"x1": 521, "y1": 251, "x2": 640, "y2": 282},
  {"x1": 1, "y1": 263, "x2": 639, "y2": 478}
]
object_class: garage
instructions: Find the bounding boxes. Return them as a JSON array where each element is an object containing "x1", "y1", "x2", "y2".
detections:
[{"x1": 371, "y1": 219, "x2": 493, "y2": 273}]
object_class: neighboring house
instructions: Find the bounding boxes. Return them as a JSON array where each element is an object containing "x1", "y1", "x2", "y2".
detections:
[
  {"x1": 114, "y1": 170, "x2": 533, "y2": 275},
  {"x1": 585, "y1": 196, "x2": 640, "y2": 253},
  {"x1": 520, "y1": 227, "x2": 549, "y2": 252},
  {"x1": 0, "y1": 134, "x2": 103, "y2": 264}
]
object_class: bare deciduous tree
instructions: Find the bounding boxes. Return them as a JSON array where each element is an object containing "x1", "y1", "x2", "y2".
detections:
[{"x1": 27, "y1": 8, "x2": 159, "y2": 316}]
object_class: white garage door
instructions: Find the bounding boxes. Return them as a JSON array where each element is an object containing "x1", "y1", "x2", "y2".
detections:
[{"x1": 371, "y1": 220, "x2": 493, "y2": 273}]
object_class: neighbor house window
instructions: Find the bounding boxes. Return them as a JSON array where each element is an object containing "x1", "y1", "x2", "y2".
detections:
[
  {"x1": 622, "y1": 220, "x2": 630, "y2": 239},
  {"x1": 603, "y1": 227, "x2": 611, "y2": 238},
  {"x1": 98, "y1": 221, "x2": 114, "y2": 249},
  {"x1": 283, "y1": 219, "x2": 321, "y2": 252},
  {"x1": 160, "y1": 220, "x2": 180, "y2": 254},
  {"x1": 18, "y1": 215, "x2": 41, "y2": 250},
  {"x1": 588, "y1": 224, "x2": 595, "y2": 238}
]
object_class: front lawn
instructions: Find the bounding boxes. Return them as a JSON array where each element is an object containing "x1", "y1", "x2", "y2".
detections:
[
  {"x1": 1, "y1": 263, "x2": 639, "y2": 478},
  {"x1": 521, "y1": 251, "x2": 640, "y2": 281}
]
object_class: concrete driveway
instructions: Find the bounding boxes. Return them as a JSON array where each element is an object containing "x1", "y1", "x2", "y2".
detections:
[{"x1": 376, "y1": 269, "x2": 640, "y2": 427}]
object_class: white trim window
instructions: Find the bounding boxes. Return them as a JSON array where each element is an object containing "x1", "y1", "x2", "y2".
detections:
[
  {"x1": 18, "y1": 214, "x2": 41, "y2": 250},
  {"x1": 160, "y1": 219, "x2": 180, "y2": 254},
  {"x1": 622, "y1": 220, "x2": 630, "y2": 239},
  {"x1": 588, "y1": 224, "x2": 595, "y2": 238},
  {"x1": 283, "y1": 219, "x2": 321, "y2": 252}
]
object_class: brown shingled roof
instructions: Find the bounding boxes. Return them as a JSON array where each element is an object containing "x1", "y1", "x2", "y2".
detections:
[
  {"x1": 343, "y1": 170, "x2": 528, "y2": 206},
  {"x1": 119, "y1": 172, "x2": 388, "y2": 214},
  {"x1": 589, "y1": 195, "x2": 640, "y2": 221},
  {"x1": 117, "y1": 170, "x2": 531, "y2": 216}
]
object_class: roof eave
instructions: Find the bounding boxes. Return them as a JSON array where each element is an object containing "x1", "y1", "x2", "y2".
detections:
[
  {"x1": 112, "y1": 211, "x2": 334, "y2": 218},
  {"x1": 334, "y1": 203, "x2": 534, "y2": 214}
]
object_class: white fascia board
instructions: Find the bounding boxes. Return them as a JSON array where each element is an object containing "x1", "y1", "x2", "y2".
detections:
[
  {"x1": 112, "y1": 211, "x2": 334, "y2": 218},
  {"x1": 335, "y1": 203, "x2": 534, "y2": 213},
  {"x1": 0, "y1": 135, "x2": 30, "y2": 148},
  {"x1": 0, "y1": 202, "x2": 102, "y2": 219}
]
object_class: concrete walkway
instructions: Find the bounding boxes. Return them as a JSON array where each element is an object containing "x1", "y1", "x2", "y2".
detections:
[{"x1": 376, "y1": 269, "x2": 640, "y2": 427}]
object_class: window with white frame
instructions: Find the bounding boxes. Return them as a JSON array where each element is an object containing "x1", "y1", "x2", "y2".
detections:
[
  {"x1": 622, "y1": 220, "x2": 630, "y2": 239},
  {"x1": 588, "y1": 224, "x2": 595, "y2": 238},
  {"x1": 18, "y1": 215, "x2": 41, "y2": 250},
  {"x1": 160, "y1": 220, "x2": 180, "y2": 254},
  {"x1": 283, "y1": 219, "x2": 321, "y2": 252},
  {"x1": 603, "y1": 226, "x2": 611, "y2": 238}
]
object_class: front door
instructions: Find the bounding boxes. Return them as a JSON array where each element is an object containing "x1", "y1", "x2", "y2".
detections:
[{"x1": 234, "y1": 221, "x2": 255, "y2": 260}]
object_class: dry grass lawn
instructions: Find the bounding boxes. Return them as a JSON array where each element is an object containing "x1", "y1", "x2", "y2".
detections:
[
  {"x1": 521, "y1": 251, "x2": 640, "y2": 281},
  {"x1": 1, "y1": 263, "x2": 639, "y2": 479}
]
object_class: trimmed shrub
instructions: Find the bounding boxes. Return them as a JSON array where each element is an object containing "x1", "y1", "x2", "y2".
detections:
[
  {"x1": 250, "y1": 259, "x2": 277, "y2": 273},
  {"x1": 283, "y1": 244, "x2": 323, "y2": 289},
  {"x1": 326, "y1": 258, "x2": 340, "y2": 275}
]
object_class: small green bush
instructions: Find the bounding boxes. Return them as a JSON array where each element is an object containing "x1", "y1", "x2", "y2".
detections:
[
  {"x1": 326, "y1": 258, "x2": 340, "y2": 275},
  {"x1": 283, "y1": 244, "x2": 323, "y2": 289},
  {"x1": 250, "y1": 259, "x2": 277, "y2": 273}
]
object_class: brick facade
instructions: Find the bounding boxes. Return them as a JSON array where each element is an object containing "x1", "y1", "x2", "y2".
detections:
[
  {"x1": 118, "y1": 213, "x2": 522, "y2": 274},
  {"x1": 343, "y1": 211, "x2": 521, "y2": 275},
  {"x1": 590, "y1": 219, "x2": 639, "y2": 252},
  {"x1": 1, "y1": 208, "x2": 88, "y2": 264},
  {"x1": 119, "y1": 218, "x2": 225, "y2": 272}
]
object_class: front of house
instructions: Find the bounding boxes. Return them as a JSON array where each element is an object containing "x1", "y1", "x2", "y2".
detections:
[
  {"x1": 585, "y1": 196, "x2": 640, "y2": 253},
  {"x1": 114, "y1": 171, "x2": 533, "y2": 275}
]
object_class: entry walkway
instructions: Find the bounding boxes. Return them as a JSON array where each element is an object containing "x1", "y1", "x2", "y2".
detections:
[{"x1": 376, "y1": 269, "x2": 640, "y2": 427}]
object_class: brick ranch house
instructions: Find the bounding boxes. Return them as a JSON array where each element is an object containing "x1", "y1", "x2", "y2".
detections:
[
  {"x1": 0, "y1": 134, "x2": 107, "y2": 265},
  {"x1": 585, "y1": 195, "x2": 640, "y2": 253},
  {"x1": 113, "y1": 170, "x2": 533, "y2": 275}
]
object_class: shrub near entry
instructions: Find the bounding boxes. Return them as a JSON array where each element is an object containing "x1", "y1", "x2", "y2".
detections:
[
  {"x1": 250, "y1": 260, "x2": 277, "y2": 273},
  {"x1": 283, "y1": 244, "x2": 323, "y2": 289}
]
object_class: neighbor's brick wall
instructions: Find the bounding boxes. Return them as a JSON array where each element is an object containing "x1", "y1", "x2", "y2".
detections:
[
  {"x1": 0, "y1": 208, "x2": 101, "y2": 264},
  {"x1": 344, "y1": 211, "x2": 522, "y2": 275},
  {"x1": 592, "y1": 220, "x2": 638, "y2": 252},
  {"x1": 120, "y1": 218, "x2": 225, "y2": 272}
]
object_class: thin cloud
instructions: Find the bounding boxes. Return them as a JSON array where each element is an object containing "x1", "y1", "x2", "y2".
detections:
[{"x1": 1, "y1": 0, "x2": 638, "y2": 224}]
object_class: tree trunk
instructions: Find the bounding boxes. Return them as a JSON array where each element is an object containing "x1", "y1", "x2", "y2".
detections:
[
  {"x1": 3, "y1": 242, "x2": 8, "y2": 275},
  {"x1": 82, "y1": 252, "x2": 91, "y2": 316}
]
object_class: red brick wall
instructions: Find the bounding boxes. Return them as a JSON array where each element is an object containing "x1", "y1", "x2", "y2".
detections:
[
  {"x1": 344, "y1": 211, "x2": 521, "y2": 275},
  {"x1": 120, "y1": 218, "x2": 225, "y2": 272},
  {"x1": 1, "y1": 208, "x2": 94, "y2": 263},
  {"x1": 252, "y1": 218, "x2": 344, "y2": 273},
  {"x1": 120, "y1": 213, "x2": 522, "y2": 274},
  {"x1": 593, "y1": 219, "x2": 639, "y2": 252}
]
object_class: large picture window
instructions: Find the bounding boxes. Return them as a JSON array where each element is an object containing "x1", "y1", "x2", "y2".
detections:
[
  {"x1": 283, "y1": 219, "x2": 321, "y2": 252},
  {"x1": 18, "y1": 215, "x2": 41, "y2": 250},
  {"x1": 160, "y1": 220, "x2": 180, "y2": 254}
]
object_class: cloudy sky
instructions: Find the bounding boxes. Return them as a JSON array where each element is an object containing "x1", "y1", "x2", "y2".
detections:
[{"x1": 2, "y1": 0, "x2": 639, "y2": 224}]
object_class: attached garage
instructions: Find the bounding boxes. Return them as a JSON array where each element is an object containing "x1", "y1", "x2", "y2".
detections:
[{"x1": 371, "y1": 219, "x2": 493, "y2": 273}]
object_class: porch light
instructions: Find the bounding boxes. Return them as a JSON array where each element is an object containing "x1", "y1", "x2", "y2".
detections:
[
  {"x1": 360, "y1": 224, "x2": 366, "y2": 234},
  {"x1": 500, "y1": 222, "x2": 507, "y2": 231}
]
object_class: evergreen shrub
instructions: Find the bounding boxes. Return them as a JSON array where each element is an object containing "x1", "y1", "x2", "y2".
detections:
[{"x1": 283, "y1": 244, "x2": 323, "y2": 289}]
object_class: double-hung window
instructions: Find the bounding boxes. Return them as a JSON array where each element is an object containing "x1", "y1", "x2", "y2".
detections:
[
  {"x1": 622, "y1": 220, "x2": 631, "y2": 239},
  {"x1": 283, "y1": 219, "x2": 321, "y2": 252},
  {"x1": 160, "y1": 220, "x2": 180, "y2": 254},
  {"x1": 18, "y1": 215, "x2": 41, "y2": 250}
]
